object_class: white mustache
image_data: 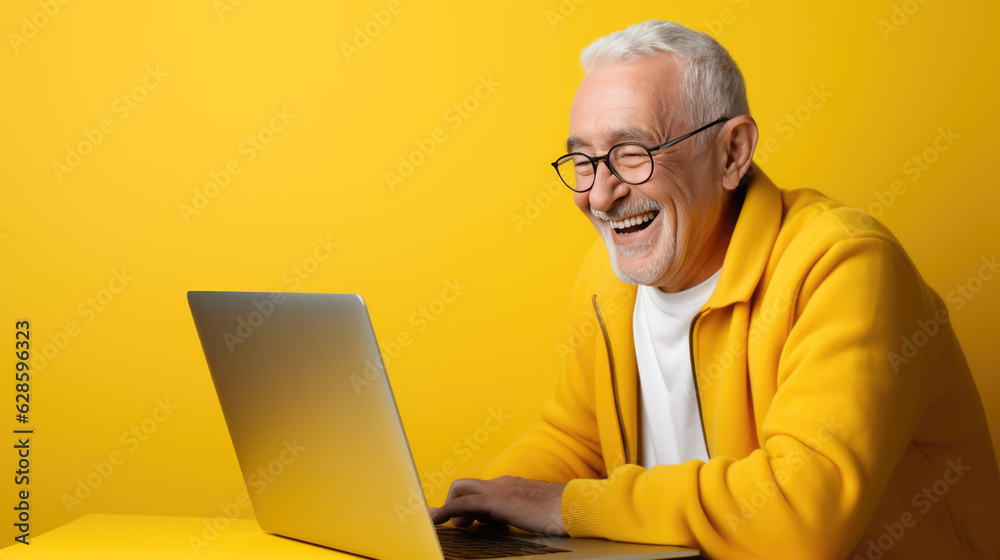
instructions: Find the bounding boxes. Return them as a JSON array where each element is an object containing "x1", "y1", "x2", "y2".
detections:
[{"x1": 591, "y1": 197, "x2": 662, "y2": 222}]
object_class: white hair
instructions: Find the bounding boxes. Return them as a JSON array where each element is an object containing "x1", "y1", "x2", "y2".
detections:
[{"x1": 580, "y1": 20, "x2": 750, "y2": 141}]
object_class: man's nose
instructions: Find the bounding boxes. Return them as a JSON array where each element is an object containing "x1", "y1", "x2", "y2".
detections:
[{"x1": 587, "y1": 163, "x2": 629, "y2": 213}]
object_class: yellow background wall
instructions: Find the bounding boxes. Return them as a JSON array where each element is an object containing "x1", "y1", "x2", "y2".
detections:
[{"x1": 1, "y1": 0, "x2": 998, "y2": 546}]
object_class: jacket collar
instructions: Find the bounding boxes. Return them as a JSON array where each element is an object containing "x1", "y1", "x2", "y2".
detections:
[{"x1": 705, "y1": 165, "x2": 783, "y2": 309}]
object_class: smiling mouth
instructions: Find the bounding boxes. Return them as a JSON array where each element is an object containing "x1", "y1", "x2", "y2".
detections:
[{"x1": 610, "y1": 211, "x2": 657, "y2": 236}]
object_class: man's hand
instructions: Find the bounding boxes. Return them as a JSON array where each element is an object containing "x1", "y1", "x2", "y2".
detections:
[{"x1": 428, "y1": 475, "x2": 568, "y2": 536}]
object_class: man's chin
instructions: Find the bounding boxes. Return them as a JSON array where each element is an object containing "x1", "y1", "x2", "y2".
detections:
[
  {"x1": 604, "y1": 241, "x2": 669, "y2": 286},
  {"x1": 611, "y1": 238, "x2": 653, "y2": 259},
  {"x1": 594, "y1": 222, "x2": 673, "y2": 285}
]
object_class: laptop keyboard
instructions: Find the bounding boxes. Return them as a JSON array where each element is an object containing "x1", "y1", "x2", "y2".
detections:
[{"x1": 435, "y1": 526, "x2": 571, "y2": 559}]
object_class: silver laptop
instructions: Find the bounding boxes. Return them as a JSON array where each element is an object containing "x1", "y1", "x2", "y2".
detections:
[{"x1": 187, "y1": 291, "x2": 699, "y2": 560}]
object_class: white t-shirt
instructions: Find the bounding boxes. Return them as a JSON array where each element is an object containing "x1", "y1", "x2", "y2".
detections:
[{"x1": 634, "y1": 268, "x2": 721, "y2": 467}]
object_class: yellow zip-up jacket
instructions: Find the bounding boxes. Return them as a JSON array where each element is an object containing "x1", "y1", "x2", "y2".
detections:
[{"x1": 483, "y1": 167, "x2": 1000, "y2": 559}]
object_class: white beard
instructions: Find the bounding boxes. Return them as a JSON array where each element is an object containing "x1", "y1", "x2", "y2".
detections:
[{"x1": 596, "y1": 214, "x2": 675, "y2": 286}]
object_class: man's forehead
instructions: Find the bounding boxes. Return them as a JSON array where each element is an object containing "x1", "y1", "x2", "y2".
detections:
[
  {"x1": 566, "y1": 56, "x2": 682, "y2": 151},
  {"x1": 566, "y1": 126, "x2": 659, "y2": 152}
]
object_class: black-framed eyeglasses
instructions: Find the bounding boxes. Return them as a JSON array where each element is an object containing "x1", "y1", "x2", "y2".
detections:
[{"x1": 551, "y1": 116, "x2": 730, "y2": 193}]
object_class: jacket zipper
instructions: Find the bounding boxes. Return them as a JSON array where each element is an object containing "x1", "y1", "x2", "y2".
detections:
[
  {"x1": 688, "y1": 309, "x2": 711, "y2": 458},
  {"x1": 592, "y1": 294, "x2": 631, "y2": 465}
]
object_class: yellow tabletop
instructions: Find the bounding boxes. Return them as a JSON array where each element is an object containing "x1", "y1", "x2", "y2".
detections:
[{"x1": 0, "y1": 514, "x2": 356, "y2": 559}]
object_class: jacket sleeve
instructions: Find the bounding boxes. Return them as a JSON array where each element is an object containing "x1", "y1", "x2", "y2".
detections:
[
  {"x1": 560, "y1": 237, "x2": 940, "y2": 560},
  {"x1": 482, "y1": 245, "x2": 610, "y2": 483}
]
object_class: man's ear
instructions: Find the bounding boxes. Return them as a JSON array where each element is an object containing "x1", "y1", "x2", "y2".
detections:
[{"x1": 719, "y1": 115, "x2": 758, "y2": 191}]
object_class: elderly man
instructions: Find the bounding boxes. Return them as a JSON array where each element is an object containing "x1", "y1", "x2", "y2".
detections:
[{"x1": 430, "y1": 20, "x2": 1000, "y2": 559}]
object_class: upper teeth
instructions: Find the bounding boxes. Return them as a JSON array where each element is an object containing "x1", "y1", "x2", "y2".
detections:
[{"x1": 611, "y1": 211, "x2": 656, "y2": 230}]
